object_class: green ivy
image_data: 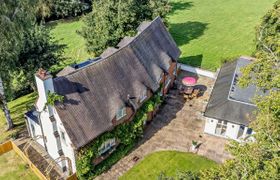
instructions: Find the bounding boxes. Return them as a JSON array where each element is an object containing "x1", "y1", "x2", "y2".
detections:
[
  {"x1": 46, "y1": 91, "x2": 64, "y2": 106},
  {"x1": 76, "y1": 93, "x2": 163, "y2": 179}
]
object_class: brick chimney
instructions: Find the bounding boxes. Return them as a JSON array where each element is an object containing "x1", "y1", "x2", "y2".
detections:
[{"x1": 35, "y1": 68, "x2": 54, "y2": 112}]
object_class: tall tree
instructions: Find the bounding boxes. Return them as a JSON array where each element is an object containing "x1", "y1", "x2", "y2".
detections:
[
  {"x1": 0, "y1": 0, "x2": 35, "y2": 130},
  {"x1": 0, "y1": 0, "x2": 64, "y2": 129},
  {"x1": 79, "y1": 0, "x2": 170, "y2": 56},
  {"x1": 0, "y1": 78, "x2": 13, "y2": 130},
  {"x1": 200, "y1": 1, "x2": 280, "y2": 179},
  {"x1": 12, "y1": 26, "x2": 64, "y2": 93}
]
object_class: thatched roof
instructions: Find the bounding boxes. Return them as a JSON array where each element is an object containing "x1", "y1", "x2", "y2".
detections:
[
  {"x1": 204, "y1": 57, "x2": 257, "y2": 126},
  {"x1": 117, "y1": 37, "x2": 135, "y2": 48},
  {"x1": 57, "y1": 66, "x2": 76, "y2": 77},
  {"x1": 100, "y1": 47, "x2": 119, "y2": 58},
  {"x1": 53, "y1": 17, "x2": 181, "y2": 149}
]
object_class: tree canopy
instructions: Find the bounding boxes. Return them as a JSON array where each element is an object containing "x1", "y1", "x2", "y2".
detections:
[
  {"x1": 79, "y1": 0, "x2": 170, "y2": 56},
  {"x1": 0, "y1": 0, "x2": 64, "y2": 129},
  {"x1": 0, "y1": 0, "x2": 64, "y2": 100},
  {"x1": 36, "y1": 0, "x2": 91, "y2": 22}
]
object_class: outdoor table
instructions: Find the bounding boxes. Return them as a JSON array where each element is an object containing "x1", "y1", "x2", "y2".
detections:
[{"x1": 182, "y1": 76, "x2": 197, "y2": 86}]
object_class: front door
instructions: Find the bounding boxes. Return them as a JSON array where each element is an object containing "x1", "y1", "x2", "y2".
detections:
[{"x1": 215, "y1": 120, "x2": 227, "y2": 136}]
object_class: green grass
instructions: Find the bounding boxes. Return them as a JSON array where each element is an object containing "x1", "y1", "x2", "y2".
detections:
[
  {"x1": 0, "y1": 151, "x2": 38, "y2": 180},
  {"x1": 49, "y1": 18, "x2": 92, "y2": 71},
  {"x1": 0, "y1": 93, "x2": 37, "y2": 143},
  {"x1": 120, "y1": 151, "x2": 217, "y2": 180},
  {"x1": 168, "y1": 0, "x2": 275, "y2": 70},
  {"x1": 48, "y1": 1, "x2": 274, "y2": 71}
]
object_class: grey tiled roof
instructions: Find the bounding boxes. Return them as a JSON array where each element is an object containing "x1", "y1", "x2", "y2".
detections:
[{"x1": 204, "y1": 57, "x2": 257, "y2": 126}]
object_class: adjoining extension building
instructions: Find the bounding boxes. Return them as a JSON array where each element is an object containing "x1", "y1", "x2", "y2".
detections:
[
  {"x1": 204, "y1": 57, "x2": 263, "y2": 141},
  {"x1": 25, "y1": 17, "x2": 181, "y2": 175}
]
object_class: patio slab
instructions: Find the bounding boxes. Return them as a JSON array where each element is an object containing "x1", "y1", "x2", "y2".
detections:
[{"x1": 96, "y1": 71, "x2": 231, "y2": 180}]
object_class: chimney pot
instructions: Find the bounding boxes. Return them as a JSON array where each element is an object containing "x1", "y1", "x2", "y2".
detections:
[{"x1": 37, "y1": 68, "x2": 50, "y2": 80}]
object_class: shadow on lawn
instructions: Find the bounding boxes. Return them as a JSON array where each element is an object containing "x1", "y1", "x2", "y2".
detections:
[
  {"x1": 0, "y1": 93, "x2": 37, "y2": 142},
  {"x1": 180, "y1": 54, "x2": 204, "y2": 68},
  {"x1": 169, "y1": 1, "x2": 194, "y2": 14},
  {"x1": 169, "y1": 21, "x2": 208, "y2": 46}
]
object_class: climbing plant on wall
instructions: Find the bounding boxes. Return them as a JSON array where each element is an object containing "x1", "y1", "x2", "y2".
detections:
[{"x1": 76, "y1": 93, "x2": 162, "y2": 179}]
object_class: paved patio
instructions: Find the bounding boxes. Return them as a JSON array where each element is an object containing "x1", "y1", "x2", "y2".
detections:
[{"x1": 96, "y1": 71, "x2": 231, "y2": 180}]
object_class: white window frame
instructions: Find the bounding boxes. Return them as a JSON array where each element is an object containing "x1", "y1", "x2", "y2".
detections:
[
  {"x1": 157, "y1": 73, "x2": 163, "y2": 83},
  {"x1": 116, "y1": 107, "x2": 127, "y2": 120},
  {"x1": 139, "y1": 88, "x2": 147, "y2": 103},
  {"x1": 173, "y1": 67, "x2": 177, "y2": 76},
  {"x1": 165, "y1": 76, "x2": 171, "y2": 89},
  {"x1": 98, "y1": 138, "x2": 116, "y2": 155},
  {"x1": 215, "y1": 120, "x2": 227, "y2": 136},
  {"x1": 60, "y1": 130, "x2": 67, "y2": 145},
  {"x1": 31, "y1": 124, "x2": 36, "y2": 137}
]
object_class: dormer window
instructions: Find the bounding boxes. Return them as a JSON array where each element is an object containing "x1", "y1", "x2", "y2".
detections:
[
  {"x1": 139, "y1": 88, "x2": 147, "y2": 103},
  {"x1": 116, "y1": 107, "x2": 126, "y2": 120}
]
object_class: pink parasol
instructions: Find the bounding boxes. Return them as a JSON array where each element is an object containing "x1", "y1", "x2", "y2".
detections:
[{"x1": 182, "y1": 77, "x2": 197, "y2": 86}]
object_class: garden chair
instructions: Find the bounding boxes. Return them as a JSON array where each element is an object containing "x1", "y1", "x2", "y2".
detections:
[{"x1": 191, "y1": 89, "x2": 200, "y2": 99}]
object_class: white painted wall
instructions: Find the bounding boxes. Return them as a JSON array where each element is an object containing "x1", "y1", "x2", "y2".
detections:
[
  {"x1": 35, "y1": 76, "x2": 54, "y2": 112},
  {"x1": 40, "y1": 110, "x2": 61, "y2": 160},
  {"x1": 204, "y1": 117, "x2": 218, "y2": 134},
  {"x1": 53, "y1": 108, "x2": 77, "y2": 173},
  {"x1": 225, "y1": 122, "x2": 240, "y2": 139},
  {"x1": 27, "y1": 116, "x2": 44, "y2": 147},
  {"x1": 34, "y1": 73, "x2": 77, "y2": 174},
  {"x1": 204, "y1": 117, "x2": 245, "y2": 141},
  {"x1": 179, "y1": 63, "x2": 217, "y2": 79}
]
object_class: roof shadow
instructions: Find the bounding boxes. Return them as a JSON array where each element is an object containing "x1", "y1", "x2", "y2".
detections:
[
  {"x1": 180, "y1": 54, "x2": 203, "y2": 67},
  {"x1": 169, "y1": 21, "x2": 208, "y2": 46}
]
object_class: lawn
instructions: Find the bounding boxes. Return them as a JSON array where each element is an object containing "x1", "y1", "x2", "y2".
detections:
[
  {"x1": 0, "y1": 151, "x2": 38, "y2": 180},
  {"x1": 120, "y1": 151, "x2": 217, "y2": 180},
  {"x1": 49, "y1": 18, "x2": 92, "y2": 72},
  {"x1": 48, "y1": 1, "x2": 274, "y2": 71},
  {"x1": 0, "y1": 93, "x2": 37, "y2": 143},
  {"x1": 168, "y1": 0, "x2": 275, "y2": 70}
]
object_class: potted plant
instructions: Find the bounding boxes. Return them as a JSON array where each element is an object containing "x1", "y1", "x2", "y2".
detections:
[{"x1": 191, "y1": 140, "x2": 198, "y2": 151}]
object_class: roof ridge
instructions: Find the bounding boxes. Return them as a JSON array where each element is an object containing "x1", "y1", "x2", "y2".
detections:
[{"x1": 55, "y1": 17, "x2": 163, "y2": 79}]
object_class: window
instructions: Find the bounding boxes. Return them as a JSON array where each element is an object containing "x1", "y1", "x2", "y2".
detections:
[
  {"x1": 139, "y1": 88, "x2": 147, "y2": 103},
  {"x1": 215, "y1": 121, "x2": 227, "y2": 136},
  {"x1": 116, "y1": 107, "x2": 126, "y2": 120},
  {"x1": 31, "y1": 124, "x2": 36, "y2": 137},
  {"x1": 157, "y1": 74, "x2": 163, "y2": 83},
  {"x1": 60, "y1": 131, "x2": 66, "y2": 144},
  {"x1": 165, "y1": 76, "x2": 171, "y2": 89},
  {"x1": 98, "y1": 138, "x2": 116, "y2": 155},
  {"x1": 173, "y1": 67, "x2": 177, "y2": 76}
]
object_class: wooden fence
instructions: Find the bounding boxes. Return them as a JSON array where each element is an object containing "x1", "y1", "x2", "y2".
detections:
[{"x1": 0, "y1": 140, "x2": 78, "y2": 180}]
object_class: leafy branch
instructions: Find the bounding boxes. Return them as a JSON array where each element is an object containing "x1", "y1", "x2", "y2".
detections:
[{"x1": 45, "y1": 91, "x2": 64, "y2": 108}]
